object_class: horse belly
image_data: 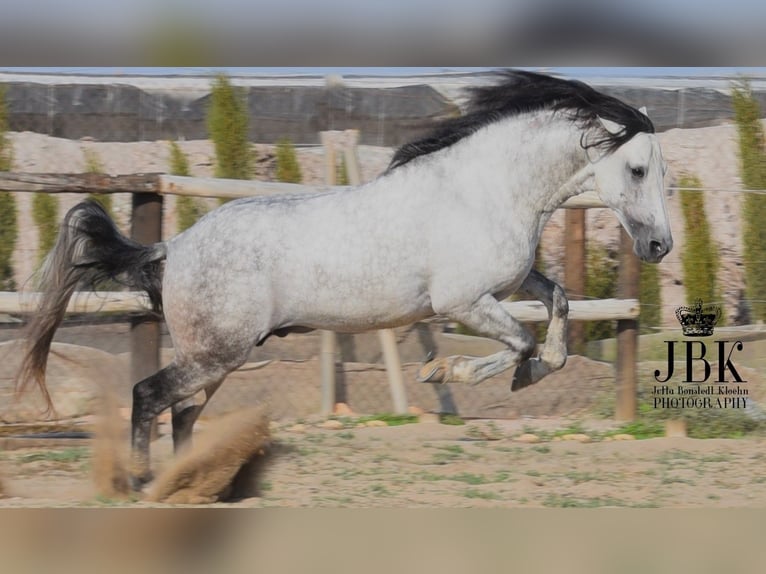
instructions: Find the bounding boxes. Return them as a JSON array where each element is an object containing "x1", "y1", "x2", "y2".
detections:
[{"x1": 275, "y1": 273, "x2": 434, "y2": 333}]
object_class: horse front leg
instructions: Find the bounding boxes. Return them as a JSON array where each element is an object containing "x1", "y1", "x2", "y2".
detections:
[
  {"x1": 417, "y1": 293, "x2": 536, "y2": 385},
  {"x1": 511, "y1": 269, "x2": 569, "y2": 391}
]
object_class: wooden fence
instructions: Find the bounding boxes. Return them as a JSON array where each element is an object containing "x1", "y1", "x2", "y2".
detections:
[{"x1": 0, "y1": 142, "x2": 640, "y2": 420}]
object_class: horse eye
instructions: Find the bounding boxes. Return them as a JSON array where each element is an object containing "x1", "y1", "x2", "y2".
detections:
[{"x1": 631, "y1": 166, "x2": 646, "y2": 178}]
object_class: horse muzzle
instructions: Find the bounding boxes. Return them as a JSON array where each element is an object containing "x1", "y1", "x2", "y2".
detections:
[{"x1": 636, "y1": 236, "x2": 672, "y2": 263}]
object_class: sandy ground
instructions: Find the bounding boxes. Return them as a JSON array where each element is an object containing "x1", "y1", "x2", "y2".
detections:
[
  {"x1": 4, "y1": 338, "x2": 764, "y2": 509},
  {"x1": 2, "y1": 418, "x2": 766, "y2": 508}
]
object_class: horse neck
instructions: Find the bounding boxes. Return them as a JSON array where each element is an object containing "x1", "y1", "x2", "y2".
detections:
[{"x1": 429, "y1": 112, "x2": 591, "y2": 223}]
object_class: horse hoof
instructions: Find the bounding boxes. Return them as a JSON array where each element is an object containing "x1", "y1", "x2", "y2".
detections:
[
  {"x1": 511, "y1": 360, "x2": 534, "y2": 392},
  {"x1": 511, "y1": 358, "x2": 550, "y2": 392},
  {"x1": 417, "y1": 359, "x2": 449, "y2": 383},
  {"x1": 129, "y1": 472, "x2": 154, "y2": 492}
]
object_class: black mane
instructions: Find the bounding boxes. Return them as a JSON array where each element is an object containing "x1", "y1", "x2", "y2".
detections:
[{"x1": 388, "y1": 69, "x2": 654, "y2": 171}]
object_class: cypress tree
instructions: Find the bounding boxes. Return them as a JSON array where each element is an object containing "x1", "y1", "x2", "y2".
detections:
[
  {"x1": 275, "y1": 139, "x2": 303, "y2": 183},
  {"x1": 584, "y1": 240, "x2": 618, "y2": 341},
  {"x1": 336, "y1": 155, "x2": 350, "y2": 185},
  {"x1": 639, "y1": 261, "x2": 663, "y2": 334},
  {"x1": 83, "y1": 147, "x2": 113, "y2": 215},
  {"x1": 207, "y1": 74, "x2": 252, "y2": 181},
  {"x1": 32, "y1": 193, "x2": 59, "y2": 264},
  {"x1": 678, "y1": 174, "x2": 720, "y2": 309},
  {"x1": 0, "y1": 85, "x2": 17, "y2": 290},
  {"x1": 731, "y1": 80, "x2": 766, "y2": 321},
  {"x1": 169, "y1": 140, "x2": 206, "y2": 232}
]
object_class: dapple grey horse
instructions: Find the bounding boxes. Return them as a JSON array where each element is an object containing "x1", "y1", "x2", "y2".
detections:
[{"x1": 17, "y1": 70, "x2": 672, "y2": 488}]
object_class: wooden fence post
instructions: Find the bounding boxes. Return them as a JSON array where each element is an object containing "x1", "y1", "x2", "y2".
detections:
[
  {"x1": 130, "y1": 192, "x2": 163, "y2": 434},
  {"x1": 342, "y1": 130, "x2": 408, "y2": 414},
  {"x1": 565, "y1": 209, "x2": 586, "y2": 355},
  {"x1": 616, "y1": 227, "x2": 639, "y2": 421},
  {"x1": 319, "y1": 132, "x2": 338, "y2": 415}
]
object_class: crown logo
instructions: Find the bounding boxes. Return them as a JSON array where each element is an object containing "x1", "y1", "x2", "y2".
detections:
[{"x1": 675, "y1": 299, "x2": 721, "y2": 337}]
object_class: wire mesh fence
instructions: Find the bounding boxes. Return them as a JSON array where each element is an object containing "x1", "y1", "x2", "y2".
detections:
[{"x1": 1, "y1": 72, "x2": 766, "y2": 426}]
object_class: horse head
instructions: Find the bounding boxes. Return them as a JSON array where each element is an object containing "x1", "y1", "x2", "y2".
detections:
[{"x1": 589, "y1": 108, "x2": 673, "y2": 263}]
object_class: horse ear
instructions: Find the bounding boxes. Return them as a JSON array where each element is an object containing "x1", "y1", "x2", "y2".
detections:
[{"x1": 597, "y1": 116, "x2": 625, "y2": 135}]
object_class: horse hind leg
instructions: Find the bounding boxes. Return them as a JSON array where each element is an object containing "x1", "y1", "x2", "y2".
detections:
[
  {"x1": 170, "y1": 379, "x2": 224, "y2": 454},
  {"x1": 511, "y1": 269, "x2": 569, "y2": 391},
  {"x1": 130, "y1": 360, "x2": 237, "y2": 489}
]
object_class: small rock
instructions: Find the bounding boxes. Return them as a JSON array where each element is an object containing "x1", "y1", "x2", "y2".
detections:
[
  {"x1": 408, "y1": 406, "x2": 425, "y2": 416},
  {"x1": 515, "y1": 433, "x2": 540, "y2": 443},
  {"x1": 665, "y1": 419, "x2": 687, "y2": 438},
  {"x1": 365, "y1": 420, "x2": 388, "y2": 428},
  {"x1": 287, "y1": 423, "x2": 306, "y2": 433},
  {"x1": 302, "y1": 414, "x2": 325, "y2": 425},
  {"x1": 613, "y1": 433, "x2": 636, "y2": 441},
  {"x1": 320, "y1": 419, "x2": 344, "y2": 430},
  {"x1": 334, "y1": 402, "x2": 354, "y2": 416},
  {"x1": 561, "y1": 433, "x2": 591, "y2": 443},
  {"x1": 418, "y1": 413, "x2": 440, "y2": 424}
]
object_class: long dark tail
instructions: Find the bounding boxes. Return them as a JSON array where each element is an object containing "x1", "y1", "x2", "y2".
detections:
[{"x1": 16, "y1": 199, "x2": 166, "y2": 412}]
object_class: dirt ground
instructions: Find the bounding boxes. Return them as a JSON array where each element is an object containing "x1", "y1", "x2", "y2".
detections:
[
  {"x1": 3, "y1": 324, "x2": 766, "y2": 508},
  {"x1": 2, "y1": 415, "x2": 766, "y2": 508}
]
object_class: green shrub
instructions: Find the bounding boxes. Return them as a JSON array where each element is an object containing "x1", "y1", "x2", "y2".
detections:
[
  {"x1": 275, "y1": 139, "x2": 303, "y2": 183},
  {"x1": 732, "y1": 80, "x2": 766, "y2": 322},
  {"x1": 639, "y1": 261, "x2": 663, "y2": 334},
  {"x1": 169, "y1": 140, "x2": 190, "y2": 175},
  {"x1": 169, "y1": 141, "x2": 206, "y2": 232},
  {"x1": 207, "y1": 74, "x2": 252, "y2": 181},
  {"x1": 584, "y1": 240, "x2": 618, "y2": 341},
  {"x1": 678, "y1": 174, "x2": 720, "y2": 311},
  {"x1": 32, "y1": 193, "x2": 59, "y2": 264},
  {"x1": 83, "y1": 147, "x2": 113, "y2": 215},
  {"x1": 0, "y1": 85, "x2": 17, "y2": 290},
  {"x1": 0, "y1": 192, "x2": 17, "y2": 290},
  {"x1": 336, "y1": 155, "x2": 350, "y2": 185}
]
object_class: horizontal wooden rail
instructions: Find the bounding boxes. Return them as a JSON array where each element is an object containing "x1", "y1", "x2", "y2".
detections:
[
  {"x1": 0, "y1": 291, "x2": 152, "y2": 315},
  {"x1": 0, "y1": 291, "x2": 638, "y2": 321},
  {"x1": 501, "y1": 298, "x2": 639, "y2": 321},
  {"x1": 158, "y1": 175, "x2": 344, "y2": 199},
  {"x1": 0, "y1": 171, "x2": 606, "y2": 207},
  {"x1": 0, "y1": 172, "x2": 160, "y2": 194}
]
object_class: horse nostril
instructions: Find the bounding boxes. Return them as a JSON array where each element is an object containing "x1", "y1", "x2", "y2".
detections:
[{"x1": 650, "y1": 240, "x2": 665, "y2": 257}]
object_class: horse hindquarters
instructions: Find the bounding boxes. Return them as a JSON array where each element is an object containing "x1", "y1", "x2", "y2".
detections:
[{"x1": 130, "y1": 239, "x2": 269, "y2": 487}]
